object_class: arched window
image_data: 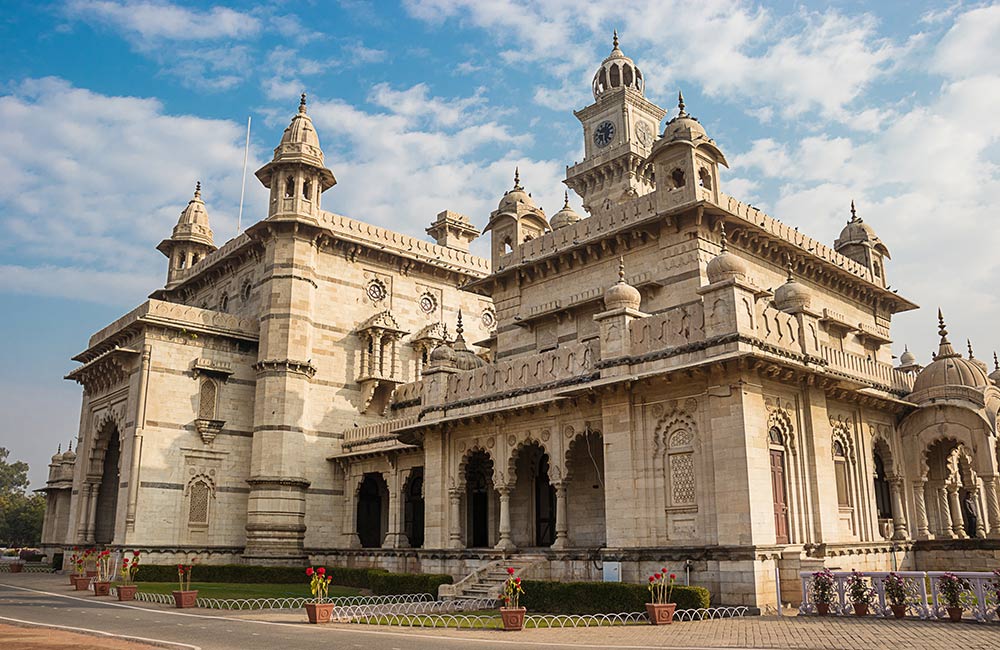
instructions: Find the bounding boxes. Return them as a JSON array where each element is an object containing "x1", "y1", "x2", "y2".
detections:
[
  {"x1": 284, "y1": 176, "x2": 295, "y2": 198},
  {"x1": 666, "y1": 428, "x2": 696, "y2": 508},
  {"x1": 242, "y1": 280, "x2": 252, "y2": 302},
  {"x1": 609, "y1": 63, "x2": 621, "y2": 87},
  {"x1": 302, "y1": 179, "x2": 312, "y2": 200},
  {"x1": 503, "y1": 237, "x2": 513, "y2": 254},
  {"x1": 833, "y1": 439, "x2": 851, "y2": 507},
  {"x1": 671, "y1": 168, "x2": 686, "y2": 188},
  {"x1": 698, "y1": 168, "x2": 712, "y2": 190},
  {"x1": 769, "y1": 427, "x2": 784, "y2": 446},
  {"x1": 219, "y1": 293, "x2": 229, "y2": 313},
  {"x1": 198, "y1": 378, "x2": 218, "y2": 420},
  {"x1": 188, "y1": 480, "x2": 210, "y2": 525},
  {"x1": 873, "y1": 262, "x2": 882, "y2": 278},
  {"x1": 873, "y1": 452, "x2": 892, "y2": 520}
]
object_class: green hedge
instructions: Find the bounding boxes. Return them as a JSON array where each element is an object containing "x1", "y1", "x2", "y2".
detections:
[
  {"x1": 133, "y1": 564, "x2": 450, "y2": 594},
  {"x1": 520, "y1": 580, "x2": 710, "y2": 615}
]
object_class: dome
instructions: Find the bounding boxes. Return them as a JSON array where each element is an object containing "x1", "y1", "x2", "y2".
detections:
[
  {"x1": 592, "y1": 31, "x2": 644, "y2": 99},
  {"x1": 604, "y1": 258, "x2": 642, "y2": 311},
  {"x1": 835, "y1": 201, "x2": 890, "y2": 256},
  {"x1": 168, "y1": 182, "x2": 214, "y2": 247},
  {"x1": 706, "y1": 224, "x2": 748, "y2": 283},
  {"x1": 61, "y1": 443, "x2": 76, "y2": 463},
  {"x1": 990, "y1": 353, "x2": 1000, "y2": 385},
  {"x1": 662, "y1": 92, "x2": 707, "y2": 140},
  {"x1": 911, "y1": 312, "x2": 990, "y2": 394},
  {"x1": 51, "y1": 445, "x2": 63, "y2": 464},
  {"x1": 774, "y1": 264, "x2": 811, "y2": 312},
  {"x1": 429, "y1": 341, "x2": 456, "y2": 366},
  {"x1": 452, "y1": 312, "x2": 487, "y2": 371},
  {"x1": 550, "y1": 192, "x2": 582, "y2": 229},
  {"x1": 899, "y1": 347, "x2": 917, "y2": 366},
  {"x1": 255, "y1": 94, "x2": 336, "y2": 190},
  {"x1": 498, "y1": 167, "x2": 537, "y2": 211}
]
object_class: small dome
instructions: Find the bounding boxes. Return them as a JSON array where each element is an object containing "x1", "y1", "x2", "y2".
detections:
[
  {"x1": 61, "y1": 444, "x2": 77, "y2": 462},
  {"x1": 169, "y1": 182, "x2": 214, "y2": 247},
  {"x1": 899, "y1": 347, "x2": 916, "y2": 366},
  {"x1": 604, "y1": 257, "x2": 642, "y2": 311},
  {"x1": 550, "y1": 192, "x2": 581, "y2": 230},
  {"x1": 967, "y1": 341, "x2": 990, "y2": 374},
  {"x1": 51, "y1": 446, "x2": 63, "y2": 464},
  {"x1": 255, "y1": 94, "x2": 336, "y2": 190},
  {"x1": 498, "y1": 167, "x2": 537, "y2": 211},
  {"x1": 706, "y1": 224, "x2": 748, "y2": 283},
  {"x1": 429, "y1": 341, "x2": 456, "y2": 366},
  {"x1": 774, "y1": 264, "x2": 811, "y2": 312},
  {"x1": 912, "y1": 312, "x2": 990, "y2": 394},
  {"x1": 662, "y1": 93, "x2": 707, "y2": 141},
  {"x1": 835, "y1": 202, "x2": 890, "y2": 257},
  {"x1": 451, "y1": 312, "x2": 487, "y2": 370},
  {"x1": 592, "y1": 31, "x2": 644, "y2": 99},
  {"x1": 989, "y1": 352, "x2": 1000, "y2": 385}
]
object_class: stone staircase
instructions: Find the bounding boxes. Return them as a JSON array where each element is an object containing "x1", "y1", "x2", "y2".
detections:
[{"x1": 440, "y1": 556, "x2": 545, "y2": 600}]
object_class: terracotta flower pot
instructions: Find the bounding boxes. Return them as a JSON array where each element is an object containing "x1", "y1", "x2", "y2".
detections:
[
  {"x1": 172, "y1": 590, "x2": 198, "y2": 608},
  {"x1": 117, "y1": 585, "x2": 138, "y2": 601},
  {"x1": 9, "y1": 563, "x2": 23, "y2": 573},
  {"x1": 500, "y1": 606, "x2": 526, "y2": 631},
  {"x1": 93, "y1": 581, "x2": 111, "y2": 596},
  {"x1": 946, "y1": 606, "x2": 963, "y2": 622},
  {"x1": 646, "y1": 602, "x2": 677, "y2": 625},
  {"x1": 72, "y1": 576, "x2": 90, "y2": 591},
  {"x1": 890, "y1": 604, "x2": 907, "y2": 619},
  {"x1": 304, "y1": 602, "x2": 335, "y2": 624},
  {"x1": 816, "y1": 602, "x2": 831, "y2": 616},
  {"x1": 852, "y1": 604, "x2": 869, "y2": 617}
]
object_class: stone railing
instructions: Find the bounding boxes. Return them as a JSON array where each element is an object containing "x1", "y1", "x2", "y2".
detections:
[
  {"x1": 798, "y1": 570, "x2": 999, "y2": 622},
  {"x1": 343, "y1": 416, "x2": 419, "y2": 449},
  {"x1": 445, "y1": 339, "x2": 597, "y2": 404},
  {"x1": 821, "y1": 346, "x2": 913, "y2": 393},
  {"x1": 629, "y1": 303, "x2": 706, "y2": 356},
  {"x1": 170, "y1": 233, "x2": 253, "y2": 285}
]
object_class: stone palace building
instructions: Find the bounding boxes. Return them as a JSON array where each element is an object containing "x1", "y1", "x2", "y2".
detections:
[{"x1": 41, "y1": 36, "x2": 1000, "y2": 607}]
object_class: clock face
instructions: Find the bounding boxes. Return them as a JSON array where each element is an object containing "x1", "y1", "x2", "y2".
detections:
[
  {"x1": 636, "y1": 121, "x2": 653, "y2": 147},
  {"x1": 593, "y1": 120, "x2": 616, "y2": 148}
]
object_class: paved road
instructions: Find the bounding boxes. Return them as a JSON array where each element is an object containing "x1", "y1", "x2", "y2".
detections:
[{"x1": 3, "y1": 574, "x2": 1000, "y2": 650}]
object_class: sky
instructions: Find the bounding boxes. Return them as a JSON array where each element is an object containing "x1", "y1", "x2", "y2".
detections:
[{"x1": 1, "y1": 0, "x2": 998, "y2": 489}]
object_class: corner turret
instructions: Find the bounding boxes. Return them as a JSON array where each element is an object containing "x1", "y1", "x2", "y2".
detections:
[{"x1": 156, "y1": 182, "x2": 217, "y2": 286}]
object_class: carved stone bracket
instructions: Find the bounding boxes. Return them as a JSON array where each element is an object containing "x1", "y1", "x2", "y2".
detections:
[
  {"x1": 194, "y1": 418, "x2": 226, "y2": 445},
  {"x1": 252, "y1": 358, "x2": 317, "y2": 378},
  {"x1": 191, "y1": 358, "x2": 234, "y2": 381}
]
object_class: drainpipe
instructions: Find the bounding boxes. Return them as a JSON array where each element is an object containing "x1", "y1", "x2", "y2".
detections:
[{"x1": 125, "y1": 345, "x2": 151, "y2": 538}]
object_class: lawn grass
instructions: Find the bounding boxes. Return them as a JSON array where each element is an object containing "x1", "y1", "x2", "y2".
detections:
[{"x1": 135, "y1": 582, "x2": 360, "y2": 600}]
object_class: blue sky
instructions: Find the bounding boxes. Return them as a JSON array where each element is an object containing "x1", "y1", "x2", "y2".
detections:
[{"x1": 1, "y1": 1, "x2": 998, "y2": 487}]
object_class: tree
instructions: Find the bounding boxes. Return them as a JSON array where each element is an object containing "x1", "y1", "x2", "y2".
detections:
[{"x1": 0, "y1": 447, "x2": 44, "y2": 547}]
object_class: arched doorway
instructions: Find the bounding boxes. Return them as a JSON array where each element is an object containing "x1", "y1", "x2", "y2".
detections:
[
  {"x1": 511, "y1": 441, "x2": 556, "y2": 548},
  {"x1": 873, "y1": 451, "x2": 893, "y2": 530},
  {"x1": 356, "y1": 473, "x2": 388, "y2": 548},
  {"x1": 94, "y1": 424, "x2": 121, "y2": 545},
  {"x1": 464, "y1": 451, "x2": 494, "y2": 548},
  {"x1": 403, "y1": 468, "x2": 424, "y2": 548},
  {"x1": 768, "y1": 427, "x2": 789, "y2": 544},
  {"x1": 566, "y1": 430, "x2": 606, "y2": 547}
]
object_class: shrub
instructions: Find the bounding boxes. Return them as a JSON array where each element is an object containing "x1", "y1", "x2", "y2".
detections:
[
  {"x1": 520, "y1": 580, "x2": 709, "y2": 615},
  {"x1": 367, "y1": 569, "x2": 452, "y2": 595}
]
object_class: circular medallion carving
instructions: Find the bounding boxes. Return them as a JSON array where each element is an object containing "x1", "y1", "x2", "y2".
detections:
[
  {"x1": 459, "y1": 441, "x2": 466, "y2": 452},
  {"x1": 564, "y1": 426, "x2": 575, "y2": 439},
  {"x1": 507, "y1": 435, "x2": 516, "y2": 446},
  {"x1": 419, "y1": 292, "x2": 437, "y2": 314},
  {"x1": 481, "y1": 308, "x2": 496, "y2": 329},
  {"x1": 487, "y1": 437, "x2": 495, "y2": 448},
  {"x1": 541, "y1": 430, "x2": 550, "y2": 442},
  {"x1": 366, "y1": 279, "x2": 387, "y2": 302}
]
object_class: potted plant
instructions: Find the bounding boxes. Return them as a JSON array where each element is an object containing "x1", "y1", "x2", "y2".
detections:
[
  {"x1": 172, "y1": 562, "x2": 197, "y2": 608},
  {"x1": 646, "y1": 568, "x2": 677, "y2": 625},
  {"x1": 117, "y1": 550, "x2": 141, "y2": 601},
  {"x1": 8, "y1": 553, "x2": 23, "y2": 573},
  {"x1": 84, "y1": 549, "x2": 97, "y2": 578},
  {"x1": 499, "y1": 567, "x2": 526, "y2": 631},
  {"x1": 92, "y1": 549, "x2": 113, "y2": 596},
  {"x1": 69, "y1": 549, "x2": 90, "y2": 591},
  {"x1": 810, "y1": 569, "x2": 836, "y2": 615},
  {"x1": 304, "y1": 567, "x2": 335, "y2": 623},
  {"x1": 882, "y1": 572, "x2": 908, "y2": 619},
  {"x1": 845, "y1": 570, "x2": 875, "y2": 616},
  {"x1": 937, "y1": 572, "x2": 967, "y2": 622}
]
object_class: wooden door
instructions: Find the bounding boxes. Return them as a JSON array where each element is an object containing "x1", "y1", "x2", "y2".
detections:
[{"x1": 770, "y1": 449, "x2": 789, "y2": 544}]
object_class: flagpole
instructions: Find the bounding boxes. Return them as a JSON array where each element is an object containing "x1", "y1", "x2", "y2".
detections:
[{"x1": 237, "y1": 115, "x2": 251, "y2": 234}]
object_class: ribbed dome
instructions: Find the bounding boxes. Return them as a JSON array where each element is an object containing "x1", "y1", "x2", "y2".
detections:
[
  {"x1": 498, "y1": 167, "x2": 537, "y2": 211},
  {"x1": 706, "y1": 224, "x2": 748, "y2": 283},
  {"x1": 550, "y1": 192, "x2": 581, "y2": 230},
  {"x1": 592, "y1": 31, "x2": 644, "y2": 99},
  {"x1": 662, "y1": 92, "x2": 707, "y2": 140},
  {"x1": 452, "y1": 312, "x2": 487, "y2": 370},
  {"x1": 912, "y1": 312, "x2": 990, "y2": 393},
  {"x1": 169, "y1": 182, "x2": 214, "y2": 247},
  {"x1": 990, "y1": 353, "x2": 1000, "y2": 385},
  {"x1": 255, "y1": 94, "x2": 336, "y2": 190},
  {"x1": 774, "y1": 264, "x2": 811, "y2": 312},
  {"x1": 429, "y1": 341, "x2": 456, "y2": 366},
  {"x1": 835, "y1": 201, "x2": 890, "y2": 256},
  {"x1": 604, "y1": 258, "x2": 642, "y2": 311},
  {"x1": 900, "y1": 347, "x2": 917, "y2": 366}
]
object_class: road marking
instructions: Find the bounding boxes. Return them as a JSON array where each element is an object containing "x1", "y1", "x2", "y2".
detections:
[{"x1": 0, "y1": 615, "x2": 202, "y2": 649}]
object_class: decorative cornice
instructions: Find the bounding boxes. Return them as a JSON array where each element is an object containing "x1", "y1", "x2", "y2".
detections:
[{"x1": 252, "y1": 358, "x2": 317, "y2": 378}]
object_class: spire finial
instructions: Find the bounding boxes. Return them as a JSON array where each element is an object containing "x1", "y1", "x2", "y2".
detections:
[
  {"x1": 993, "y1": 351, "x2": 999, "y2": 371},
  {"x1": 785, "y1": 254, "x2": 794, "y2": 281},
  {"x1": 937, "y1": 308, "x2": 949, "y2": 343},
  {"x1": 850, "y1": 199, "x2": 857, "y2": 222},
  {"x1": 720, "y1": 222, "x2": 729, "y2": 253},
  {"x1": 618, "y1": 255, "x2": 626, "y2": 283},
  {"x1": 677, "y1": 90, "x2": 686, "y2": 116},
  {"x1": 68, "y1": 440, "x2": 73, "y2": 452},
  {"x1": 563, "y1": 190, "x2": 570, "y2": 208},
  {"x1": 456, "y1": 310, "x2": 464, "y2": 339},
  {"x1": 57, "y1": 444, "x2": 61, "y2": 454},
  {"x1": 613, "y1": 29, "x2": 619, "y2": 49},
  {"x1": 194, "y1": 180, "x2": 201, "y2": 198},
  {"x1": 967, "y1": 339, "x2": 975, "y2": 359},
  {"x1": 512, "y1": 166, "x2": 522, "y2": 190},
  {"x1": 299, "y1": 92, "x2": 307, "y2": 113}
]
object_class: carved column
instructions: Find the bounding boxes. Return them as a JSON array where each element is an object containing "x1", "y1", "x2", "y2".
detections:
[
  {"x1": 551, "y1": 481, "x2": 569, "y2": 549},
  {"x1": 889, "y1": 477, "x2": 909, "y2": 540},
  {"x1": 936, "y1": 485, "x2": 955, "y2": 538},
  {"x1": 84, "y1": 483, "x2": 99, "y2": 543},
  {"x1": 913, "y1": 480, "x2": 931, "y2": 539},
  {"x1": 971, "y1": 487, "x2": 987, "y2": 539},
  {"x1": 383, "y1": 472, "x2": 404, "y2": 549},
  {"x1": 947, "y1": 484, "x2": 967, "y2": 539},
  {"x1": 342, "y1": 475, "x2": 361, "y2": 548},
  {"x1": 495, "y1": 486, "x2": 516, "y2": 552},
  {"x1": 981, "y1": 476, "x2": 1000, "y2": 539},
  {"x1": 448, "y1": 488, "x2": 463, "y2": 549}
]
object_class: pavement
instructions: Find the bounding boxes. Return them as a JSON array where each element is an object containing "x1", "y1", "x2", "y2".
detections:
[{"x1": 2, "y1": 573, "x2": 999, "y2": 650}]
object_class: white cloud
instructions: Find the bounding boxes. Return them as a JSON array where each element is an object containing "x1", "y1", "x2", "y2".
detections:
[
  {"x1": 0, "y1": 77, "x2": 266, "y2": 305},
  {"x1": 64, "y1": 0, "x2": 260, "y2": 41},
  {"x1": 932, "y1": 5, "x2": 1000, "y2": 79}
]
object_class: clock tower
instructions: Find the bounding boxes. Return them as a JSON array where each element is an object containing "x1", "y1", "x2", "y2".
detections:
[{"x1": 565, "y1": 32, "x2": 667, "y2": 215}]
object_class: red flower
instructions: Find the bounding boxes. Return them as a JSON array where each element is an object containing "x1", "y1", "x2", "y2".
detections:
[
  {"x1": 662, "y1": 567, "x2": 668, "y2": 573},
  {"x1": 649, "y1": 576, "x2": 655, "y2": 583},
  {"x1": 654, "y1": 573, "x2": 662, "y2": 580},
  {"x1": 669, "y1": 573, "x2": 676, "y2": 580},
  {"x1": 515, "y1": 578, "x2": 521, "y2": 584},
  {"x1": 507, "y1": 567, "x2": 515, "y2": 575},
  {"x1": 133, "y1": 550, "x2": 140, "y2": 556},
  {"x1": 306, "y1": 567, "x2": 314, "y2": 576},
  {"x1": 317, "y1": 567, "x2": 325, "y2": 575},
  {"x1": 123, "y1": 559, "x2": 129, "y2": 566}
]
